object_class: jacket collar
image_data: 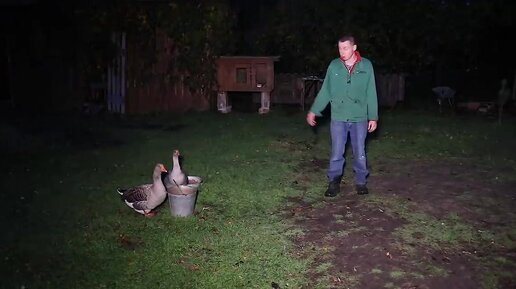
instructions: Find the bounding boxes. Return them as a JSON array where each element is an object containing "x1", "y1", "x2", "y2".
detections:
[
  {"x1": 340, "y1": 51, "x2": 362, "y2": 74},
  {"x1": 340, "y1": 51, "x2": 362, "y2": 65}
]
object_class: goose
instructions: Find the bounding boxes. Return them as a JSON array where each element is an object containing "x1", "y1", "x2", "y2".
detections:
[
  {"x1": 162, "y1": 149, "x2": 187, "y2": 190},
  {"x1": 117, "y1": 163, "x2": 168, "y2": 218}
]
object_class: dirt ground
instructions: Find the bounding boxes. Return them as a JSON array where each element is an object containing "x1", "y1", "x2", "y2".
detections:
[{"x1": 286, "y1": 158, "x2": 516, "y2": 289}]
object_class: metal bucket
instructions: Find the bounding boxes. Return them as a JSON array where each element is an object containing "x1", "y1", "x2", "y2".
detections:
[{"x1": 167, "y1": 176, "x2": 202, "y2": 217}]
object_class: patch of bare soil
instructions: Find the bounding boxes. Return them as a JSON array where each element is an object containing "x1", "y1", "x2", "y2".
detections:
[{"x1": 286, "y1": 159, "x2": 516, "y2": 289}]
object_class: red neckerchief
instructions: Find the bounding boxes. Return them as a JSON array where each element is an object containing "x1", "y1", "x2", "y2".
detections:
[{"x1": 340, "y1": 51, "x2": 362, "y2": 74}]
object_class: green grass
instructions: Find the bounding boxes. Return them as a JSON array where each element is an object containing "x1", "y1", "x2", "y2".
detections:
[
  {"x1": 1, "y1": 111, "x2": 311, "y2": 289},
  {"x1": 367, "y1": 110, "x2": 516, "y2": 170},
  {"x1": 389, "y1": 271, "x2": 405, "y2": 279},
  {"x1": 1, "y1": 108, "x2": 515, "y2": 288},
  {"x1": 366, "y1": 195, "x2": 496, "y2": 250},
  {"x1": 371, "y1": 268, "x2": 383, "y2": 274}
]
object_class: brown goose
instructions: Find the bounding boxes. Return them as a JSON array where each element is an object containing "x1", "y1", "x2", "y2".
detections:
[
  {"x1": 117, "y1": 163, "x2": 168, "y2": 218},
  {"x1": 162, "y1": 149, "x2": 187, "y2": 190}
]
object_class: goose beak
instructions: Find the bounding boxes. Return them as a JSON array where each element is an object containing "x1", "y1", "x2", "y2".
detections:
[{"x1": 144, "y1": 211, "x2": 157, "y2": 218}]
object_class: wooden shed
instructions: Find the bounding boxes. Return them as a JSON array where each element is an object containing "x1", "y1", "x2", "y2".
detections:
[{"x1": 215, "y1": 56, "x2": 279, "y2": 113}]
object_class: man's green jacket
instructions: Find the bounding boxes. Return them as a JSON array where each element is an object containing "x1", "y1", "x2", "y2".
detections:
[{"x1": 309, "y1": 56, "x2": 378, "y2": 122}]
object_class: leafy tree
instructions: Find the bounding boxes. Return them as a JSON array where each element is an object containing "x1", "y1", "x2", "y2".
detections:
[
  {"x1": 158, "y1": 0, "x2": 237, "y2": 104},
  {"x1": 74, "y1": 0, "x2": 236, "y2": 108},
  {"x1": 254, "y1": 0, "x2": 514, "y2": 76}
]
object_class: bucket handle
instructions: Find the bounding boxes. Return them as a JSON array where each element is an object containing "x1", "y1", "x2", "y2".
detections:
[{"x1": 173, "y1": 179, "x2": 185, "y2": 195}]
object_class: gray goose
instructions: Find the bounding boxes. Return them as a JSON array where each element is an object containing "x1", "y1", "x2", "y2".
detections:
[
  {"x1": 162, "y1": 149, "x2": 187, "y2": 190},
  {"x1": 117, "y1": 163, "x2": 168, "y2": 218}
]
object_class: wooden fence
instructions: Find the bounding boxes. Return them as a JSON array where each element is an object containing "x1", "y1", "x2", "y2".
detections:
[
  {"x1": 376, "y1": 73, "x2": 405, "y2": 108},
  {"x1": 271, "y1": 73, "x2": 322, "y2": 110},
  {"x1": 272, "y1": 73, "x2": 404, "y2": 110},
  {"x1": 105, "y1": 30, "x2": 209, "y2": 114}
]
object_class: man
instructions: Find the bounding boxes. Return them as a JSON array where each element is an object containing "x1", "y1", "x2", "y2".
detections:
[{"x1": 306, "y1": 35, "x2": 378, "y2": 197}]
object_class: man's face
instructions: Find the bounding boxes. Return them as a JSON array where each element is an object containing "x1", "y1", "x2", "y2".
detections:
[{"x1": 338, "y1": 40, "x2": 356, "y2": 61}]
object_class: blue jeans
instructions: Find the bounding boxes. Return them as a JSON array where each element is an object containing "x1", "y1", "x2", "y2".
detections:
[{"x1": 328, "y1": 120, "x2": 369, "y2": 185}]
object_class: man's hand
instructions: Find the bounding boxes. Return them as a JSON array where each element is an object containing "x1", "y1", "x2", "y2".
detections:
[
  {"x1": 368, "y1": 120, "x2": 377, "y2": 132},
  {"x1": 306, "y1": 112, "x2": 317, "y2": 126}
]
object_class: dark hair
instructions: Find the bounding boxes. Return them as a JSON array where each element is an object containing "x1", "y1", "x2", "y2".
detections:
[{"x1": 338, "y1": 35, "x2": 356, "y2": 45}]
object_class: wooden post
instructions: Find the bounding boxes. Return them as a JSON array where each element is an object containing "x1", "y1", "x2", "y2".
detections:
[
  {"x1": 107, "y1": 32, "x2": 126, "y2": 114},
  {"x1": 258, "y1": 91, "x2": 270, "y2": 114},
  {"x1": 497, "y1": 78, "x2": 512, "y2": 124},
  {"x1": 120, "y1": 32, "x2": 126, "y2": 114},
  {"x1": 4, "y1": 32, "x2": 14, "y2": 108},
  {"x1": 217, "y1": 91, "x2": 231, "y2": 113}
]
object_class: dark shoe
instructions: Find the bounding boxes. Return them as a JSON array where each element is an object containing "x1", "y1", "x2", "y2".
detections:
[
  {"x1": 324, "y1": 181, "x2": 341, "y2": 197},
  {"x1": 356, "y1": 184, "x2": 369, "y2": 195}
]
